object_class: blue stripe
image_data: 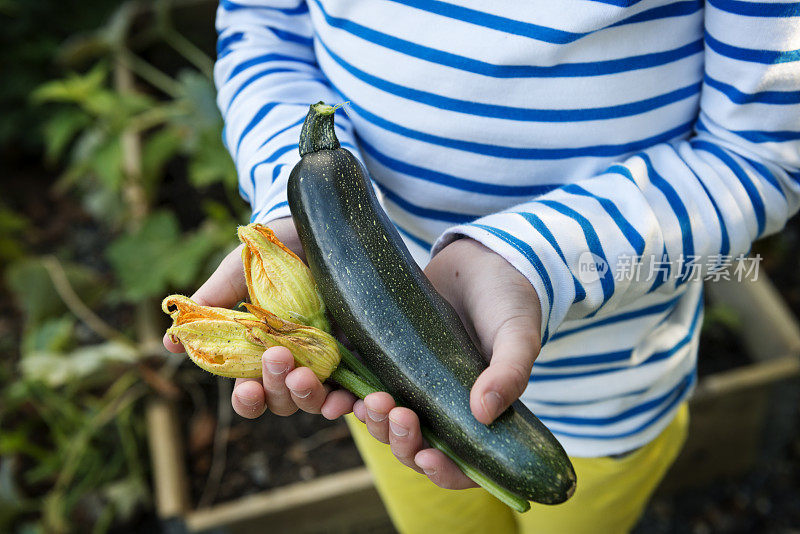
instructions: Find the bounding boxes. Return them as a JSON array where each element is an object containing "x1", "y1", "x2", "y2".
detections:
[
  {"x1": 527, "y1": 385, "x2": 651, "y2": 407},
  {"x1": 550, "y1": 294, "x2": 683, "y2": 341},
  {"x1": 319, "y1": 39, "x2": 701, "y2": 122},
  {"x1": 641, "y1": 153, "x2": 695, "y2": 283},
  {"x1": 250, "y1": 200, "x2": 290, "y2": 223},
  {"x1": 536, "y1": 348, "x2": 631, "y2": 368},
  {"x1": 609, "y1": 0, "x2": 702, "y2": 27},
  {"x1": 669, "y1": 145, "x2": 732, "y2": 258},
  {"x1": 725, "y1": 127, "x2": 800, "y2": 143},
  {"x1": 705, "y1": 30, "x2": 800, "y2": 64},
  {"x1": 704, "y1": 73, "x2": 800, "y2": 105},
  {"x1": 272, "y1": 163, "x2": 286, "y2": 183},
  {"x1": 517, "y1": 212, "x2": 587, "y2": 303},
  {"x1": 472, "y1": 224, "x2": 553, "y2": 344},
  {"x1": 546, "y1": 371, "x2": 695, "y2": 438},
  {"x1": 538, "y1": 371, "x2": 693, "y2": 425},
  {"x1": 385, "y1": 0, "x2": 581, "y2": 44},
  {"x1": 603, "y1": 165, "x2": 672, "y2": 290},
  {"x1": 708, "y1": 0, "x2": 800, "y2": 17},
  {"x1": 585, "y1": 0, "x2": 643, "y2": 6},
  {"x1": 386, "y1": 0, "x2": 701, "y2": 45},
  {"x1": 226, "y1": 53, "x2": 315, "y2": 82},
  {"x1": 697, "y1": 106, "x2": 796, "y2": 145},
  {"x1": 740, "y1": 155, "x2": 786, "y2": 198},
  {"x1": 394, "y1": 223, "x2": 433, "y2": 251},
  {"x1": 374, "y1": 181, "x2": 474, "y2": 224},
  {"x1": 225, "y1": 67, "x2": 325, "y2": 113},
  {"x1": 562, "y1": 183, "x2": 646, "y2": 254},
  {"x1": 236, "y1": 103, "x2": 279, "y2": 153},
  {"x1": 649, "y1": 245, "x2": 672, "y2": 292},
  {"x1": 271, "y1": 28, "x2": 314, "y2": 47},
  {"x1": 691, "y1": 140, "x2": 766, "y2": 235},
  {"x1": 217, "y1": 32, "x2": 244, "y2": 57},
  {"x1": 312, "y1": 0, "x2": 703, "y2": 78},
  {"x1": 250, "y1": 144, "x2": 296, "y2": 188},
  {"x1": 256, "y1": 116, "x2": 306, "y2": 151},
  {"x1": 531, "y1": 295, "x2": 702, "y2": 382},
  {"x1": 337, "y1": 91, "x2": 694, "y2": 159},
  {"x1": 358, "y1": 136, "x2": 559, "y2": 196},
  {"x1": 534, "y1": 200, "x2": 615, "y2": 310},
  {"x1": 220, "y1": 0, "x2": 308, "y2": 15}
]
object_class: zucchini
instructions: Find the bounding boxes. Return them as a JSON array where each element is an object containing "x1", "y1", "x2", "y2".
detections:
[{"x1": 287, "y1": 102, "x2": 576, "y2": 505}]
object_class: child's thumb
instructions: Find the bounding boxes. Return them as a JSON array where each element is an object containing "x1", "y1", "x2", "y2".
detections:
[{"x1": 469, "y1": 315, "x2": 541, "y2": 425}]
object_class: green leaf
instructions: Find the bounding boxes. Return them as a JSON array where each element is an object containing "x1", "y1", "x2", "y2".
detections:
[
  {"x1": 19, "y1": 341, "x2": 138, "y2": 387},
  {"x1": 32, "y1": 63, "x2": 108, "y2": 105},
  {"x1": 42, "y1": 108, "x2": 92, "y2": 163},
  {"x1": 106, "y1": 211, "x2": 220, "y2": 301},
  {"x1": 20, "y1": 316, "x2": 75, "y2": 356}
]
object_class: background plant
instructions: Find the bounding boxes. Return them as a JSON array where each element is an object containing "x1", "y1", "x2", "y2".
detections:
[{"x1": 1, "y1": 1, "x2": 245, "y2": 531}]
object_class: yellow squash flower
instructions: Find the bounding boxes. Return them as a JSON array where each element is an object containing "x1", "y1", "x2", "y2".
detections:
[
  {"x1": 162, "y1": 295, "x2": 341, "y2": 381},
  {"x1": 238, "y1": 223, "x2": 330, "y2": 333}
]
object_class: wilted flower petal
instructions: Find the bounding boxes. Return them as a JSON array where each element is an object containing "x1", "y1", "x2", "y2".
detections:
[
  {"x1": 239, "y1": 303, "x2": 341, "y2": 381},
  {"x1": 238, "y1": 224, "x2": 330, "y2": 332},
  {"x1": 161, "y1": 295, "x2": 341, "y2": 381},
  {"x1": 162, "y1": 296, "x2": 264, "y2": 378}
]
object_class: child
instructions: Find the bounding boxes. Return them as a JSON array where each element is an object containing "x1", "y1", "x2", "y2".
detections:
[{"x1": 165, "y1": 1, "x2": 800, "y2": 531}]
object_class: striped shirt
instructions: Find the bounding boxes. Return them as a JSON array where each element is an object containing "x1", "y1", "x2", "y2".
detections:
[{"x1": 215, "y1": 0, "x2": 800, "y2": 456}]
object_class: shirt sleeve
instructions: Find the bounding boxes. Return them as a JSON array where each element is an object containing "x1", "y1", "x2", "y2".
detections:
[
  {"x1": 432, "y1": 2, "x2": 800, "y2": 345},
  {"x1": 214, "y1": 0, "x2": 358, "y2": 224}
]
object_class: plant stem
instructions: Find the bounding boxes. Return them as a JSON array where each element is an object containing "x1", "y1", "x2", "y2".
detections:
[
  {"x1": 41, "y1": 256, "x2": 135, "y2": 347},
  {"x1": 330, "y1": 366, "x2": 375, "y2": 400},
  {"x1": 419, "y1": 428, "x2": 530, "y2": 513},
  {"x1": 335, "y1": 341, "x2": 382, "y2": 390},
  {"x1": 329, "y1": 365, "x2": 531, "y2": 513}
]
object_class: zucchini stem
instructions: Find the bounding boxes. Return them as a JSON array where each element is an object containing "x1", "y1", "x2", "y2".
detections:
[
  {"x1": 299, "y1": 101, "x2": 342, "y2": 156},
  {"x1": 328, "y1": 366, "x2": 531, "y2": 513},
  {"x1": 335, "y1": 341, "x2": 383, "y2": 390}
]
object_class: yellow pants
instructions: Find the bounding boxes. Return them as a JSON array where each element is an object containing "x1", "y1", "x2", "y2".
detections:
[{"x1": 346, "y1": 403, "x2": 688, "y2": 534}]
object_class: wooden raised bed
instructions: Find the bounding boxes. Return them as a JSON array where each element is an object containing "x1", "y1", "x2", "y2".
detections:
[{"x1": 146, "y1": 272, "x2": 800, "y2": 533}]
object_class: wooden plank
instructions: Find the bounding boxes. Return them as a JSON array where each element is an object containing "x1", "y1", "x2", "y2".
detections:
[
  {"x1": 146, "y1": 399, "x2": 191, "y2": 518},
  {"x1": 659, "y1": 356, "x2": 800, "y2": 493},
  {"x1": 707, "y1": 274, "x2": 800, "y2": 362},
  {"x1": 185, "y1": 467, "x2": 393, "y2": 533}
]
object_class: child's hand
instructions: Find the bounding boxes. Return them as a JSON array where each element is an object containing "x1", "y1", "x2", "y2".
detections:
[
  {"x1": 352, "y1": 238, "x2": 542, "y2": 489},
  {"x1": 162, "y1": 217, "x2": 357, "y2": 420}
]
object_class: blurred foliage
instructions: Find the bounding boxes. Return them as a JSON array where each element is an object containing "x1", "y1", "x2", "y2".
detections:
[
  {"x1": 1, "y1": 0, "x2": 244, "y2": 532},
  {"x1": 0, "y1": 0, "x2": 119, "y2": 152}
]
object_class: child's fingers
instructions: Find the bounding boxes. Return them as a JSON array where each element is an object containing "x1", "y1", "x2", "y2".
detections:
[
  {"x1": 163, "y1": 333, "x2": 184, "y2": 353},
  {"x1": 320, "y1": 389, "x2": 357, "y2": 420},
  {"x1": 285, "y1": 366, "x2": 328, "y2": 414},
  {"x1": 363, "y1": 392, "x2": 395, "y2": 444},
  {"x1": 261, "y1": 347, "x2": 298, "y2": 416},
  {"x1": 387, "y1": 407, "x2": 425, "y2": 473},
  {"x1": 231, "y1": 378, "x2": 267, "y2": 418},
  {"x1": 414, "y1": 448, "x2": 478, "y2": 490},
  {"x1": 353, "y1": 399, "x2": 366, "y2": 421}
]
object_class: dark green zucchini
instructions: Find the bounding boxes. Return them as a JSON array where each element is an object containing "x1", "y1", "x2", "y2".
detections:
[{"x1": 287, "y1": 102, "x2": 576, "y2": 506}]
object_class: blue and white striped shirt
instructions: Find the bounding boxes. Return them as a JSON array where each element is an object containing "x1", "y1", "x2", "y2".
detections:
[{"x1": 215, "y1": 0, "x2": 800, "y2": 456}]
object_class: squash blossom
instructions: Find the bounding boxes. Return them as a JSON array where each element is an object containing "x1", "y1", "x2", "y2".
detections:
[
  {"x1": 238, "y1": 223, "x2": 330, "y2": 333},
  {"x1": 162, "y1": 295, "x2": 341, "y2": 381}
]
